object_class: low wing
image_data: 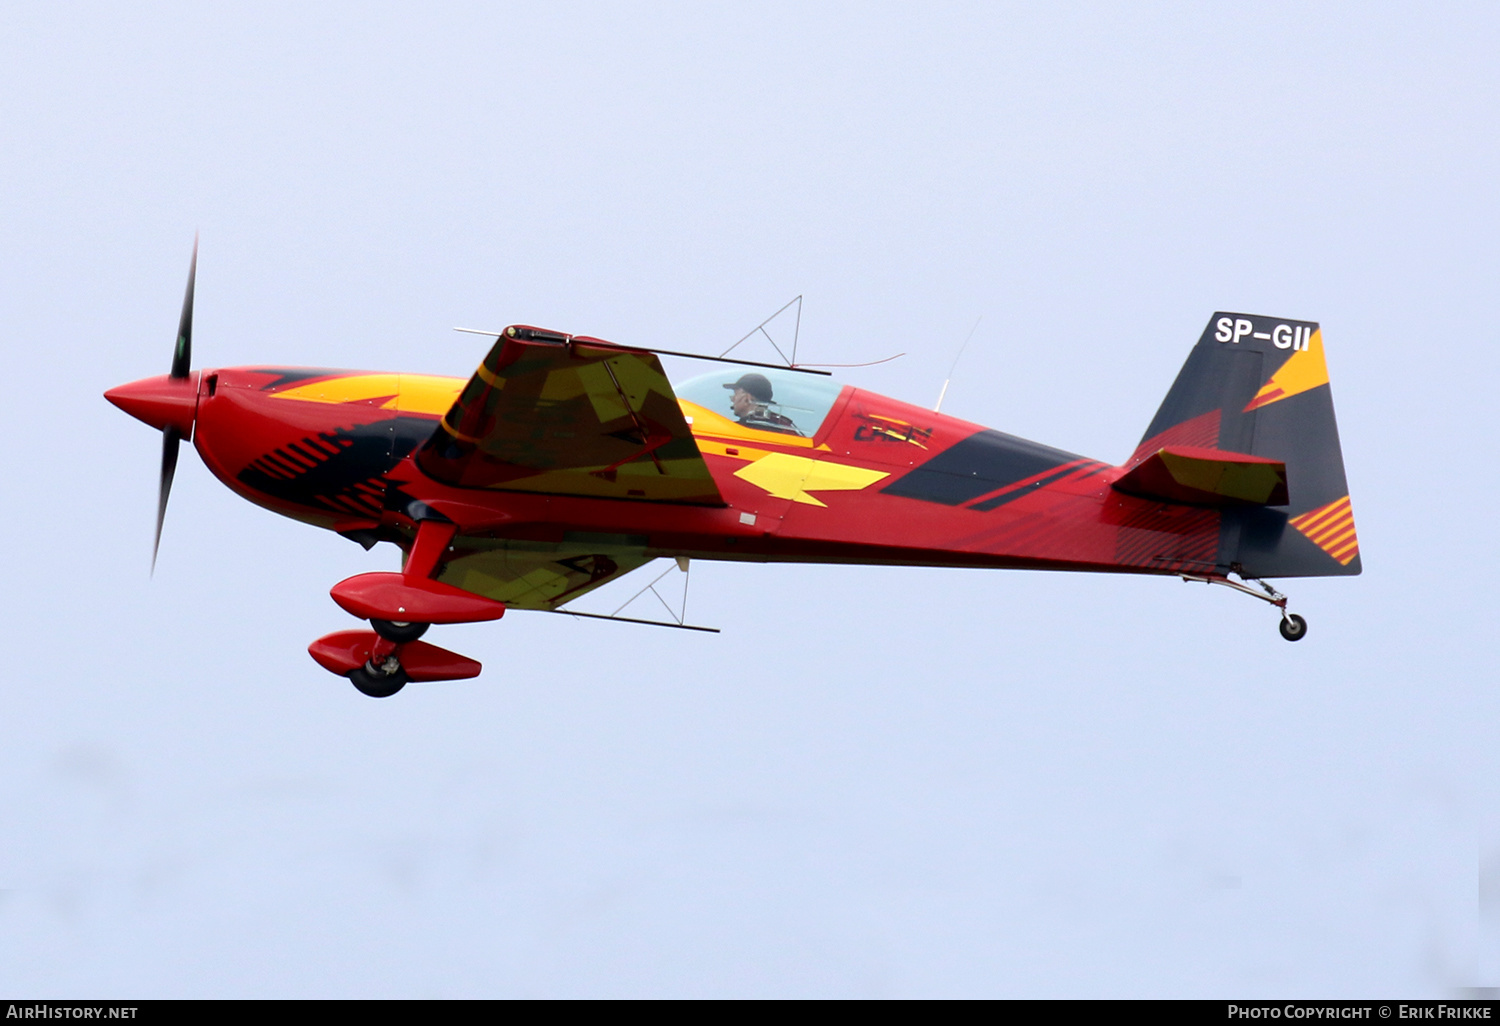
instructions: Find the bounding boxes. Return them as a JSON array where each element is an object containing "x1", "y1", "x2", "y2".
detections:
[
  {"x1": 415, "y1": 328, "x2": 724, "y2": 505},
  {"x1": 435, "y1": 536, "x2": 653, "y2": 611}
]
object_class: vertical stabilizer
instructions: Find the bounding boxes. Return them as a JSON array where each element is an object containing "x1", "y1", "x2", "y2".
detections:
[{"x1": 1128, "y1": 314, "x2": 1360, "y2": 578}]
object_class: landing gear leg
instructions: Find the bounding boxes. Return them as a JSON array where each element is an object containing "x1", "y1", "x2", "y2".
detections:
[
  {"x1": 308, "y1": 626, "x2": 483, "y2": 695},
  {"x1": 348, "y1": 656, "x2": 409, "y2": 698},
  {"x1": 1179, "y1": 570, "x2": 1308, "y2": 642},
  {"x1": 347, "y1": 634, "x2": 409, "y2": 697},
  {"x1": 311, "y1": 519, "x2": 498, "y2": 694},
  {"x1": 371, "y1": 618, "x2": 429, "y2": 643}
]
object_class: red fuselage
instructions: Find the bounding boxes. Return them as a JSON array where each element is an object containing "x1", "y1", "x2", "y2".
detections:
[{"x1": 110, "y1": 364, "x2": 1218, "y2": 589}]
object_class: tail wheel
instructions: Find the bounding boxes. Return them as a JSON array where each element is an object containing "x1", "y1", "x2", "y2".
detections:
[
  {"x1": 348, "y1": 659, "x2": 409, "y2": 698},
  {"x1": 370, "y1": 618, "x2": 429, "y2": 643},
  {"x1": 1279, "y1": 614, "x2": 1308, "y2": 642}
]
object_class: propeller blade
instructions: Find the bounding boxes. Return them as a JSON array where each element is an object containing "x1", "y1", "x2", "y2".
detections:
[
  {"x1": 171, "y1": 235, "x2": 197, "y2": 380},
  {"x1": 153, "y1": 425, "x2": 181, "y2": 573}
]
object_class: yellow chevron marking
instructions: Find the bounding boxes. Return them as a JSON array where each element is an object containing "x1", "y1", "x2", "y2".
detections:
[
  {"x1": 538, "y1": 366, "x2": 588, "y2": 401},
  {"x1": 270, "y1": 373, "x2": 462, "y2": 414},
  {"x1": 574, "y1": 361, "x2": 631, "y2": 423},
  {"x1": 1245, "y1": 329, "x2": 1330, "y2": 411},
  {"x1": 1289, "y1": 495, "x2": 1359, "y2": 565},
  {"x1": 733, "y1": 452, "x2": 888, "y2": 507}
]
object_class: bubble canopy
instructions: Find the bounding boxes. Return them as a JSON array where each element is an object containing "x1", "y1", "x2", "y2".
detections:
[{"x1": 673, "y1": 368, "x2": 846, "y2": 438}]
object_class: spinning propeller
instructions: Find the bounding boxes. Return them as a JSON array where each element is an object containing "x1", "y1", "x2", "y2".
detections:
[
  {"x1": 157, "y1": 238, "x2": 197, "y2": 569},
  {"x1": 104, "y1": 237, "x2": 202, "y2": 572}
]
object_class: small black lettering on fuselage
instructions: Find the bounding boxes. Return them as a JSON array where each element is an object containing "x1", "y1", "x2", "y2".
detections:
[{"x1": 853, "y1": 416, "x2": 933, "y2": 447}]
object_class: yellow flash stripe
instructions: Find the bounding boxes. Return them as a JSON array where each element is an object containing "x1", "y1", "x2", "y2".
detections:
[
  {"x1": 1289, "y1": 495, "x2": 1359, "y2": 565},
  {"x1": 678, "y1": 400, "x2": 821, "y2": 449},
  {"x1": 695, "y1": 440, "x2": 774, "y2": 463},
  {"x1": 1245, "y1": 329, "x2": 1331, "y2": 411},
  {"x1": 733, "y1": 452, "x2": 888, "y2": 507},
  {"x1": 270, "y1": 373, "x2": 463, "y2": 414},
  {"x1": 398, "y1": 375, "x2": 466, "y2": 414},
  {"x1": 269, "y1": 373, "x2": 401, "y2": 405}
]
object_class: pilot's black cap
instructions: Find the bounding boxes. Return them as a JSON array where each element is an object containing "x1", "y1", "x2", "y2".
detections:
[{"x1": 723, "y1": 372, "x2": 774, "y2": 402}]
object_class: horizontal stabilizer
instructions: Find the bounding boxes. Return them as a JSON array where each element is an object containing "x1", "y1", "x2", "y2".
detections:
[{"x1": 1112, "y1": 445, "x2": 1288, "y2": 507}]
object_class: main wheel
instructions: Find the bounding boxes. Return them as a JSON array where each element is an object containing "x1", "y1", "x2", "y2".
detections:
[
  {"x1": 348, "y1": 660, "x2": 410, "y2": 698},
  {"x1": 370, "y1": 618, "x2": 429, "y2": 643},
  {"x1": 1279, "y1": 613, "x2": 1308, "y2": 642}
]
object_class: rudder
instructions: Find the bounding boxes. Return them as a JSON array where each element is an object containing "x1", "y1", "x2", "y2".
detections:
[{"x1": 1128, "y1": 313, "x2": 1360, "y2": 578}]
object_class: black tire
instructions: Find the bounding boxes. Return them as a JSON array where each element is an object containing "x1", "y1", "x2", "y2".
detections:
[
  {"x1": 370, "y1": 619, "x2": 429, "y2": 643},
  {"x1": 348, "y1": 661, "x2": 409, "y2": 698},
  {"x1": 1279, "y1": 614, "x2": 1308, "y2": 642}
]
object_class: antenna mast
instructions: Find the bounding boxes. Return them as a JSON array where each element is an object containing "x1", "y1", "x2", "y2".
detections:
[{"x1": 935, "y1": 315, "x2": 983, "y2": 413}]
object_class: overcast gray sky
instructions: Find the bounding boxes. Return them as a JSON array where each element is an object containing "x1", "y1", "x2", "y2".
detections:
[{"x1": 2, "y1": 2, "x2": 1497, "y2": 997}]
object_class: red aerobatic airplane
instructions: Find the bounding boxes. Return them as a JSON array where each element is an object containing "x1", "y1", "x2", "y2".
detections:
[{"x1": 108, "y1": 245, "x2": 1360, "y2": 697}]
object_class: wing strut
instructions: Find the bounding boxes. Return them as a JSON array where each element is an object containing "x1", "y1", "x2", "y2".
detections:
[
  {"x1": 536, "y1": 558, "x2": 720, "y2": 633},
  {"x1": 535, "y1": 608, "x2": 720, "y2": 634},
  {"x1": 719, "y1": 295, "x2": 802, "y2": 366}
]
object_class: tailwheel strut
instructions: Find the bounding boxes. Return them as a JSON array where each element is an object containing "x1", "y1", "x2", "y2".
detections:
[{"x1": 1179, "y1": 570, "x2": 1307, "y2": 642}]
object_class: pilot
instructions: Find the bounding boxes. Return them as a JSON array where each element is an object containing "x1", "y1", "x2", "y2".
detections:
[{"x1": 723, "y1": 373, "x2": 802, "y2": 435}]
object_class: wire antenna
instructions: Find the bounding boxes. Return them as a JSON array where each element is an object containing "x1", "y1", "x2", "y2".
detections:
[
  {"x1": 797, "y1": 353, "x2": 905, "y2": 369},
  {"x1": 935, "y1": 315, "x2": 983, "y2": 413}
]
